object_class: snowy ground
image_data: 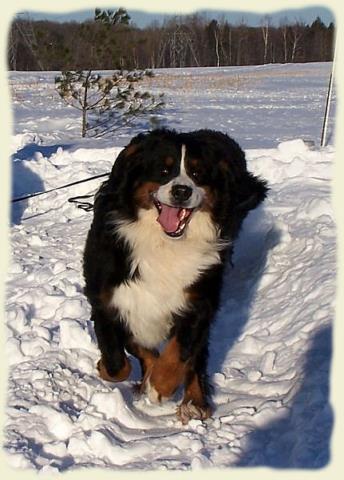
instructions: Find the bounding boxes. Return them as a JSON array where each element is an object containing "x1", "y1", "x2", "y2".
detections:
[{"x1": 5, "y1": 63, "x2": 335, "y2": 471}]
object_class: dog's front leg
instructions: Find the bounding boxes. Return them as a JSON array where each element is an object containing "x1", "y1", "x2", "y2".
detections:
[
  {"x1": 92, "y1": 306, "x2": 132, "y2": 382},
  {"x1": 144, "y1": 336, "x2": 188, "y2": 403},
  {"x1": 125, "y1": 338, "x2": 160, "y2": 392},
  {"x1": 144, "y1": 299, "x2": 214, "y2": 419},
  {"x1": 176, "y1": 346, "x2": 213, "y2": 424}
]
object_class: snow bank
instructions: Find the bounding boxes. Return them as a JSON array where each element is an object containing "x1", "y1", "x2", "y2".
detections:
[{"x1": 5, "y1": 134, "x2": 335, "y2": 471}]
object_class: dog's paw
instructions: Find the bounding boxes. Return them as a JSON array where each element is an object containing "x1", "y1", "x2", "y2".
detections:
[
  {"x1": 145, "y1": 376, "x2": 161, "y2": 403},
  {"x1": 144, "y1": 375, "x2": 169, "y2": 404},
  {"x1": 176, "y1": 401, "x2": 212, "y2": 425},
  {"x1": 97, "y1": 357, "x2": 131, "y2": 382}
]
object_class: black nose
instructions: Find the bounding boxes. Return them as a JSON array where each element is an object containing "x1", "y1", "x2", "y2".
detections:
[{"x1": 171, "y1": 184, "x2": 193, "y2": 202}]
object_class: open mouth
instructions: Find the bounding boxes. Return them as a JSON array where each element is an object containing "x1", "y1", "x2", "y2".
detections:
[{"x1": 153, "y1": 198, "x2": 194, "y2": 238}]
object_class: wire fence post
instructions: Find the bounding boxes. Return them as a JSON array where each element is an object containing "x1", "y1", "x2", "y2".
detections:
[{"x1": 320, "y1": 36, "x2": 336, "y2": 147}]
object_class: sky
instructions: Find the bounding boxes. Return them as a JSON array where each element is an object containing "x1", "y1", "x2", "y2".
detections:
[{"x1": 20, "y1": 6, "x2": 335, "y2": 27}]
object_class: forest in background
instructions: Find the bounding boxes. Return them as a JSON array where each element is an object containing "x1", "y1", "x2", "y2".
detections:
[{"x1": 8, "y1": 10, "x2": 334, "y2": 71}]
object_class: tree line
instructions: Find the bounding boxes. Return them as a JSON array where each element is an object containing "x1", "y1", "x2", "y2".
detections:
[{"x1": 8, "y1": 10, "x2": 334, "y2": 71}]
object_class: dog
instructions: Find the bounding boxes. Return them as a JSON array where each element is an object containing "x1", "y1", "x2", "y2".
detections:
[{"x1": 83, "y1": 129, "x2": 268, "y2": 424}]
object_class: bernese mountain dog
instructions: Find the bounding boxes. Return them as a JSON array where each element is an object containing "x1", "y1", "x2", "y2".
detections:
[{"x1": 83, "y1": 129, "x2": 267, "y2": 424}]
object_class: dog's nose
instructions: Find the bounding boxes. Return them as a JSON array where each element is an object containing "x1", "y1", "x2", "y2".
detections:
[{"x1": 171, "y1": 184, "x2": 193, "y2": 202}]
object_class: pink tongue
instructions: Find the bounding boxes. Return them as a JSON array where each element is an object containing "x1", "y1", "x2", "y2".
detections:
[{"x1": 157, "y1": 205, "x2": 182, "y2": 233}]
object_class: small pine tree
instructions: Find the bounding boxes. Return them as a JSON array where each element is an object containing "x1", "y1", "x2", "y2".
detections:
[
  {"x1": 94, "y1": 7, "x2": 130, "y2": 26},
  {"x1": 55, "y1": 69, "x2": 164, "y2": 138}
]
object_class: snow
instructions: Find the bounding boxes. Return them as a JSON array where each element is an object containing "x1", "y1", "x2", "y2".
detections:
[{"x1": 5, "y1": 62, "x2": 335, "y2": 471}]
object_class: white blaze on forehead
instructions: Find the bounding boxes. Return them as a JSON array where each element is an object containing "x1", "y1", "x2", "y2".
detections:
[
  {"x1": 177, "y1": 144, "x2": 194, "y2": 187},
  {"x1": 180, "y1": 144, "x2": 187, "y2": 176}
]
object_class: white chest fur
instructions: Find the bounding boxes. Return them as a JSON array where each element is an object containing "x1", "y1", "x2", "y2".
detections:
[{"x1": 110, "y1": 208, "x2": 224, "y2": 348}]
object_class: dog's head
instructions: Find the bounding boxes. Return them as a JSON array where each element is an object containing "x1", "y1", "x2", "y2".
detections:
[{"x1": 99, "y1": 129, "x2": 268, "y2": 240}]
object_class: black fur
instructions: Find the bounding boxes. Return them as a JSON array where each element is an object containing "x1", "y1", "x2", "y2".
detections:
[{"x1": 83, "y1": 128, "x2": 268, "y2": 417}]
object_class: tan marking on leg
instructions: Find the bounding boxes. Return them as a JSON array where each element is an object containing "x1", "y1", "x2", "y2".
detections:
[
  {"x1": 184, "y1": 372, "x2": 205, "y2": 405},
  {"x1": 97, "y1": 356, "x2": 132, "y2": 382},
  {"x1": 126, "y1": 339, "x2": 159, "y2": 392},
  {"x1": 146, "y1": 336, "x2": 187, "y2": 401},
  {"x1": 138, "y1": 346, "x2": 157, "y2": 373}
]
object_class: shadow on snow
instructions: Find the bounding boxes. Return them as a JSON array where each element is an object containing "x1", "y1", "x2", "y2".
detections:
[
  {"x1": 10, "y1": 143, "x2": 73, "y2": 225},
  {"x1": 209, "y1": 204, "x2": 281, "y2": 377},
  {"x1": 209, "y1": 205, "x2": 333, "y2": 467},
  {"x1": 235, "y1": 324, "x2": 333, "y2": 468}
]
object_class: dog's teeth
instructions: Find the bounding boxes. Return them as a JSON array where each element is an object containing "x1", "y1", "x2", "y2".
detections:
[{"x1": 178, "y1": 208, "x2": 192, "y2": 222}]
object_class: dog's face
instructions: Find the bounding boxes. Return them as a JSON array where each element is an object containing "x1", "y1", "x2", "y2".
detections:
[
  {"x1": 104, "y1": 129, "x2": 268, "y2": 240},
  {"x1": 148, "y1": 144, "x2": 212, "y2": 238}
]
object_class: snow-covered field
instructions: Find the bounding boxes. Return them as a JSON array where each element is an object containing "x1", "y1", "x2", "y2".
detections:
[{"x1": 5, "y1": 63, "x2": 335, "y2": 471}]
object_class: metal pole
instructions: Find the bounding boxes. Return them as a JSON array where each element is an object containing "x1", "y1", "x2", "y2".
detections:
[{"x1": 320, "y1": 36, "x2": 337, "y2": 147}]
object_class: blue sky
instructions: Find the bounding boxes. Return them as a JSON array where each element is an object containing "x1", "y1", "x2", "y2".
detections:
[{"x1": 24, "y1": 6, "x2": 335, "y2": 27}]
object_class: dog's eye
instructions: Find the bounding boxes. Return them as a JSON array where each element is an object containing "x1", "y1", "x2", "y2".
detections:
[
  {"x1": 191, "y1": 171, "x2": 199, "y2": 179},
  {"x1": 161, "y1": 168, "x2": 170, "y2": 176}
]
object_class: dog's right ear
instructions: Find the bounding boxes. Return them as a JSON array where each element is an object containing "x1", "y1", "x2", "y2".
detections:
[
  {"x1": 109, "y1": 133, "x2": 147, "y2": 181},
  {"x1": 94, "y1": 134, "x2": 148, "y2": 217}
]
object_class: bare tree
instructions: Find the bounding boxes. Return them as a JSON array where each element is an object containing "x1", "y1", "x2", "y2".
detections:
[
  {"x1": 207, "y1": 20, "x2": 220, "y2": 67},
  {"x1": 228, "y1": 26, "x2": 232, "y2": 65},
  {"x1": 280, "y1": 17, "x2": 289, "y2": 63},
  {"x1": 8, "y1": 23, "x2": 18, "y2": 70},
  {"x1": 214, "y1": 22, "x2": 220, "y2": 67},
  {"x1": 261, "y1": 15, "x2": 271, "y2": 64},
  {"x1": 290, "y1": 21, "x2": 305, "y2": 62},
  {"x1": 159, "y1": 19, "x2": 200, "y2": 68},
  {"x1": 12, "y1": 14, "x2": 45, "y2": 70}
]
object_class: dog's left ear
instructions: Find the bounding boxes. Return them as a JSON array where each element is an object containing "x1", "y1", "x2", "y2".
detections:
[
  {"x1": 218, "y1": 139, "x2": 268, "y2": 213},
  {"x1": 233, "y1": 172, "x2": 268, "y2": 213}
]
